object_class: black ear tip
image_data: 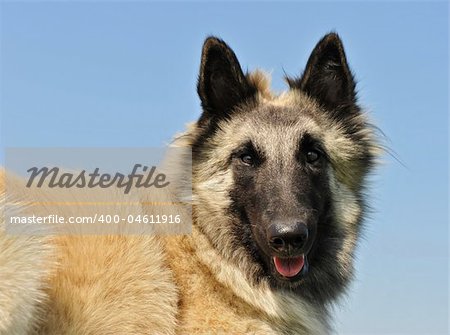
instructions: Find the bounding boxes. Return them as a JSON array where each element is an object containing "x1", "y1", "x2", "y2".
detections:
[
  {"x1": 202, "y1": 36, "x2": 229, "y2": 53},
  {"x1": 319, "y1": 32, "x2": 345, "y2": 51},
  {"x1": 314, "y1": 32, "x2": 348, "y2": 65},
  {"x1": 323, "y1": 31, "x2": 340, "y2": 39}
]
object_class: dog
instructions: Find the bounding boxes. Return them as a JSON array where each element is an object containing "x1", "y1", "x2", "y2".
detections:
[{"x1": 0, "y1": 33, "x2": 379, "y2": 334}]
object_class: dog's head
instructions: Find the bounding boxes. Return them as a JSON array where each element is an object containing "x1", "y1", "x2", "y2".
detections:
[{"x1": 186, "y1": 34, "x2": 378, "y2": 304}]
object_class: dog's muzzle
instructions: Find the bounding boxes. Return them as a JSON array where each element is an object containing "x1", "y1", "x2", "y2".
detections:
[{"x1": 266, "y1": 221, "x2": 311, "y2": 278}]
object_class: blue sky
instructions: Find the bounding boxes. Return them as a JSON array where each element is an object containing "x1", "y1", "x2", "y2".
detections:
[{"x1": 1, "y1": 1, "x2": 448, "y2": 334}]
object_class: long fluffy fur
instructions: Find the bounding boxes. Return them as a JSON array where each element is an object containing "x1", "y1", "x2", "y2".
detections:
[
  {"x1": 0, "y1": 173, "x2": 53, "y2": 334},
  {"x1": 0, "y1": 172, "x2": 179, "y2": 335}
]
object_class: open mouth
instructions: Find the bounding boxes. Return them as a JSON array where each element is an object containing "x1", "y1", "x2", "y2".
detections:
[{"x1": 273, "y1": 255, "x2": 306, "y2": 278}]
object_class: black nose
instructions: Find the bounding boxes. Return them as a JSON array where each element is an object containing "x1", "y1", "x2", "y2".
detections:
[{"x1": 267, "y1": 222, "x2": 309, "y2": 254}]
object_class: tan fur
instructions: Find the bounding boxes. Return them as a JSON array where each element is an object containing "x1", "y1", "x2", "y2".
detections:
[
  {"x1": 0, "y1": 172, "x2": 178, "y2": 335},
  {"x1": 160, "y1": 227, "x2": 329, "y2": 335},
  {"x1": 164, "y1": 229, "x2": 328, "y2": 334},
  {"x1": 0, "y1": 172, "x2": 54, "y2": 335},
  {"x1": 37, "y1": 235, "x2": 178, "y2": 335},
  {"x1": 247, "y1": 70, "x2": 275, "y2": 101},
  {"x1": 163, "y1": 233, "x2": 277, "y2": 334},
  {"x1": 0, "y1": 231, "x2": 51, "y2": 335}
]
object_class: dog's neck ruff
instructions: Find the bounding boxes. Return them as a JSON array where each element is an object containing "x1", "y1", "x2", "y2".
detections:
[{"x1": 191, "y1": 226, "x2": 329, "y2": 334}]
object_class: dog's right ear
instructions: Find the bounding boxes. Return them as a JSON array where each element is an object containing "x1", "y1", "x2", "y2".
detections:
[{"x1": 197, "y1": 37, "x2": 256, "y2": 124}]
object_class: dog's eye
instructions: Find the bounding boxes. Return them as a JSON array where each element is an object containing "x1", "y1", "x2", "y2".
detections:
[
  {"x1": 306, "y1": 150, "x2": 321, "y2": 163},
  {"x1": 240, "y1": 154, "x2": 254, "y2": 166}
]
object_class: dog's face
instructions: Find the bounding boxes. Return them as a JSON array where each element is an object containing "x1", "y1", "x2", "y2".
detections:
[
  {"x1": 189, "y1": 34, "x2": 378, "y2": 304},
  {"x1": 226, "y1": 106, "x2": 329, "y2": 284}
]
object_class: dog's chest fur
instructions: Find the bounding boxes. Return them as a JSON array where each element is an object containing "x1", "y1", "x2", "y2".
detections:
[{"x1": 163, "y1": 234, "x2": 279, "y2": 334}]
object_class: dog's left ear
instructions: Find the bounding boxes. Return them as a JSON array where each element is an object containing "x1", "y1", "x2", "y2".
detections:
[
  {"x1": 288, "y1": 33, "x2": 356, "y2": 109},
  {"x1": 197, "y1": 37, "x2": 256, "y2": 124}
]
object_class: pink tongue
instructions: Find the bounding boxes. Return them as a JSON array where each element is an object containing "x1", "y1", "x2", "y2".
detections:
[{"x1": 273, "y1": 256, "x2": 304, "y2": 278}]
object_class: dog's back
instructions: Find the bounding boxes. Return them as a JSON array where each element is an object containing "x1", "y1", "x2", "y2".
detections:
[{"x1": 0, "y1": 172, "x2": 179, "y2": 335}]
